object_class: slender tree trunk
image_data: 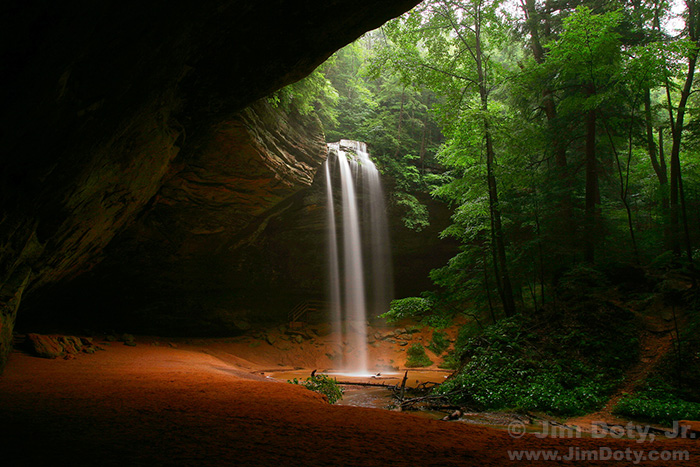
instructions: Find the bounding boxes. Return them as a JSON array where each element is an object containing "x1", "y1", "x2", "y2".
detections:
[
  {"x1": 523, "y1": 0, "x2": 560, "y2": 166},
  {"x1": 419, "y1": 93, "x2": 431, "y2": 174},
  {"x1": 522, "y1": 0, "x2": 572, "y2": 258},
  {"x1": 483, "y1": 257, "x2": 497, "y2": 324},
  {"x1": 646, "y1": 90, "x2": 668, "y2": 207},
  {"x1": 394, "y1": 88, "x2": 406, "y2": 158},
  {"x1": 534, "y1": 202, "x2": 545, "y2": 307},
  {"x1": 658, "y1": 128, "x2": 672, "y2": 246},
  {"x1": 475, "y1": 9, "x2": 516, "y2": 317},
  {"x1": 485, "y1": 128, "x2": 516, "y2": 317},
  {"x1": 584, "y1": 85, "x2": 599, "y2": 263},
  {"x1": 646, "y1": 89, "x2": 671, "y2": 249},
  {"x1": 604, "y1": 118, "x2": 639, "y2": 263},
  {"x1": 677, "y1": 155, "x2": 695, "y2": 269},
  {"x1": 666, "y1": 1, "x2": 698, "y2": 258}
]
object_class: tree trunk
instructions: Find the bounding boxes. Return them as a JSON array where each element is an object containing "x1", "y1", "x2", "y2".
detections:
[
  {"x1": 584, "y1": 85, "x2": 599, "y2": 263},
  {"x1": 483, "y1": 256, "x2": 498, "y2": 324},
  {"x1": 604, "y1": 116, "x2": 639, "y2": 263},
  {"x1": 522, "y1": 0, "x2": 572, "y2": 259},
  {"x1": 667, "y1": 0, "x2": 699, "y2": 258},
  {"x1": 485, "y1": 128, "x2": 516, "y2": 317},
  {"x1": 646, "y1": 88, "x2": 671, "y2": 248},
  {"x1": 475, "y1": 8, "x2": 516, "y2": 317},
  {"x1": 394, "y1": 88, "x2": 406, "y2": 158},
  {"x1": 646, "y1": 90, "x2": 668, "y2": 205},
  {"x1": 419, "y1": 100, "x2": 429, "y2": 173},
  {"x1": 658, "y1": 128, "x2": 672, "y2": 247}
]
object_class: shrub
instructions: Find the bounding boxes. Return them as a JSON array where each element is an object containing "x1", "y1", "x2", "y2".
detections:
[
  {"x1": 288, "y1": 375, "x2": 344, "y2": 404},
  {"x1": 381, "y1": 297, "x2": 433, "y2": 323},
  {"x1": 438, "y1": 350, "x2": 460, "y2": 370},
  {"x1": 428, "y1": 330, "x2": 450, "y2": 356},
  {"x1": 406, "y1": 343, "x2": 433, "y2": 368},
  {"x1": 614, "y1": 393, "x2": 700, "y2": 425},
  {"x1": 612, "y1": 299, "x2": 700, "y2": 424},
  {"x1": 435, "y1": 299, "x2": 640, "y2": 417}
]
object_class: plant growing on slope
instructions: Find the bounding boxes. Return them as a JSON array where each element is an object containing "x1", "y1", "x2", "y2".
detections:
[
  {"x1": 428, "y1": 330, "x2": 450, "y2": 356},
  {"x1": 288, "y1": 375, "x2": 344, "y2": 404},
  {"x1": 406, "y1": 343, "x2": 433, "y2": 368}
]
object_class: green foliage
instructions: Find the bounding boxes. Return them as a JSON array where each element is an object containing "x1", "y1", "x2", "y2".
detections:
[
  {"x1": 406, "y1": 343, "x2": 433, "y2": 368},
  {"x1": 438, "y1": 350, "x2": 460, "y2": 370},
  {"x1": 268, "y1": 58, "x2": 339, "y2": 125},
  {"x1": 276, "y1": 0, "x2": 700, "y2": 422},
  {"x1": 613, "y1": 303, "x2": 700, "y2": 424},
  {"x1": 555, "y1": 264, "x2": 609, "y2": 304},
  {"x1": 381, "y1": 297, "x2": 433, "y2": 323},
  {"x1": 427, "y1": 330, "x2": 450, "y2": 356},
  {"x1": 547, "y1": 7, "x2": 623, "y2": 99},
  {"x1": 381, "y1": 295, "x2": 458, "y2": 328},
  {"x1": 374, "y1": 152, "x2": 446, "y2": 232},
  {"x1": 393, "y1": 192, "x2": 429, "y2": 231},
  {"x1": 318, "y1": 33, "x2": 445, "y2": 233},
  {"x1": 288, "y1": 375, "x2": 344, "y2": 404},
  {"x1": 437, "y1": 292, "x2": 640, "y2": 416},
  {"x1": 614, "y1": 392, "x2": 700, "y2": 426}
]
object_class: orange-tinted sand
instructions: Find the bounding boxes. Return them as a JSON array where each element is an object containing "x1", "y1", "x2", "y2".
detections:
[{"x1": 1, "y1": 342, "x2": 699, "y2": 466}]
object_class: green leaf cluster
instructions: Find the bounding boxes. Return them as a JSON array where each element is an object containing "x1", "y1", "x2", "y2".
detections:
[
  {"x1": 614, "y1": 392, "x2": 700, "y2": 426},
  {"x1": 406, "y1": 343, "x2": 434, "y2": 368},
  {"x1": 381, "y1": 297, "x2": 434, "y2": 323},
  {"x1": 427, "y1": 330, "x2": 450, "y2": 356},
  {"x1": 288, "y1": 375, "x2": 344, "y2": 404}
]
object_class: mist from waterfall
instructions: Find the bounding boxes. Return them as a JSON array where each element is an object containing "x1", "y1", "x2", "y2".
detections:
[{"x1": 325, "y1": 140, "x2": 393, "y2": 375}]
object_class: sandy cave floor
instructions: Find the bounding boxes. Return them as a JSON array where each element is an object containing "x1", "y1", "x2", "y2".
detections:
[{"x1": 1, "y1": 338, "x2": 700, "y2": 466}]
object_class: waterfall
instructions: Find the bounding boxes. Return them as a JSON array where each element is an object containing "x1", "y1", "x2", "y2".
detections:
[{"x1": 325, "y1": 140, "x2": 393, "y2": 375}]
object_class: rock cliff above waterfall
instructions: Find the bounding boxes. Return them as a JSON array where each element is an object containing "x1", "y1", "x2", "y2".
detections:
[{"x1": 0, "y1": 0, "x2": 422, "y2": 372}]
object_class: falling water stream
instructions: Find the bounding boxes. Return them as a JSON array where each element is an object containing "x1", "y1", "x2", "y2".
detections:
[{"x1": 325, "y1": 140, "x2": 393, "y2": 375}]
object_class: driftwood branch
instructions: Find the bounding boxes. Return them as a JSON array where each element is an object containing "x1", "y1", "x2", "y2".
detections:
[
  {"x1": 334, "y1": 381, "x2": 397, "y2": 387},
  {"x1": 399, "y1": 390, "x2": 461, "y2": 408},
  {"x1": 399, "y1": 370, "x2": 408, "y2": 400}
]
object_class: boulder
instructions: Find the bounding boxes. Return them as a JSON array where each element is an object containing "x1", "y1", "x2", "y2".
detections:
[
  {"x1": 26, "y1": 334, "x2": 65, "y2": 359},
  {"x1": 25, "y1": 334, "x2": 100, "y2": 359},
  {"x1": 265, "y1": 333, "x2": 278, "y2": 346}
]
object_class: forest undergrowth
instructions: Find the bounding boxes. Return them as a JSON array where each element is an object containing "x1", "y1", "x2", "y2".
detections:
[{"x1": 432, "y1": 264, "x2": 700, "y2": 424}]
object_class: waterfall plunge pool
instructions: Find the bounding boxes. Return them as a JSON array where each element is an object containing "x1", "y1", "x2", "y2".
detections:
[
  {"x1": 269, "y1": 368, "x2": 453, "y2": 418},
  {"x1": 267, "y1": 368, "x2": 565, "y2": 432}
]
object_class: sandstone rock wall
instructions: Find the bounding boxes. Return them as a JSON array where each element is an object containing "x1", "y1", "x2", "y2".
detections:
[
  {"x1": 21, "y1": 139, "x2": 458, "y2": 338},
  {"x1": 19, "y1": 101, "x2": 328, "y2": 336},
  {"x1": 0, "y1": 0, "x2": 421, "y2": 372}
]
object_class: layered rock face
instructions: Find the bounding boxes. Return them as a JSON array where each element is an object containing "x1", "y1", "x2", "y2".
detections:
[
  {"x1": 0, "y1": 0, "x2": 423, "y2": 371},
  {"x1": 19, "y1": 101, "x2": 330, "y2": 335},
  {"x1": 22, "y1": 131, "x2": 456, "y2": 337}
]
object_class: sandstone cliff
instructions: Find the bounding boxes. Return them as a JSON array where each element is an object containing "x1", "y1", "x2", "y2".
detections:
[{"x1": 0, "y1": 0, "x2": 421, "y2": 371}]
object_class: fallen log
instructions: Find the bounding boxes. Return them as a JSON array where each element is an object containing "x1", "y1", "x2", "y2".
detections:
[
  {"x1": 335, "y1": 381, "x2": 397, "y2": 388},
  {"x1": 399, "y1": 390, "x2": 461, "y2": 409},
  {"x1": 442, "y1": 409, "x2": 462, "y2": 421}
]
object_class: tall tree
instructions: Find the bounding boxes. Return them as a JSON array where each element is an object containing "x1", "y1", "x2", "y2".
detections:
[
  {"x1": 666, "y1": 0, "x2": 699, "y2": 264},
  {"x1": 379, "y1": 0, "x2": 517, "y2": 316},
  {"x1": 520, "y1": 0, "x2": 575, "y2": 262},
  {"x1": 547, "y1": 7, "x2": 623, "y2": 263}
]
